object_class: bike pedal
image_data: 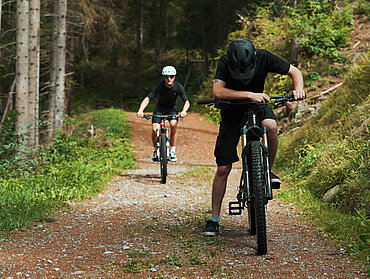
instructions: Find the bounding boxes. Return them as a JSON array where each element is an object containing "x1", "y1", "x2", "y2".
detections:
[{"x1": 229, "y1": 201, "x2": 243, "y2": 215}]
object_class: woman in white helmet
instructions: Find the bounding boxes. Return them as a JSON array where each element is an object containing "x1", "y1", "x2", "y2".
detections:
[{"x1": 137, "y1": 66, "x2": 190, "y2": 162}]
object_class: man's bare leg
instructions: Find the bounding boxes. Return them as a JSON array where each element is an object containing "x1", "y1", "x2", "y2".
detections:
[
  {"x1": 261, "y1": 119, "x2": 278, "y2": 167},
  {"x1": 211, "y1": 164, "x2": 232, "y2": 216},
  {"x1": 151, "y1": 123, "x2": 160, "y2": 148},
  {"x1": 169, "y1": 120, "x2": 178, "y2": 147}
]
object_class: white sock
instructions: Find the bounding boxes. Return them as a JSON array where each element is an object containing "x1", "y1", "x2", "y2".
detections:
[{"x1": 170, "y1": 146, "x2": 176, "y2": 153}]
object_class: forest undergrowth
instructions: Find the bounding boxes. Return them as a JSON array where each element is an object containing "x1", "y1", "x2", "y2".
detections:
[{"x1": 0, "y1": 109, "x2": 136, "y2": 232}]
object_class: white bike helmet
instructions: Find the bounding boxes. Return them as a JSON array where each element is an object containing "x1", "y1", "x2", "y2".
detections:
[{"x1": 162, "y1": 66, "x2": 177, "y2": 76}]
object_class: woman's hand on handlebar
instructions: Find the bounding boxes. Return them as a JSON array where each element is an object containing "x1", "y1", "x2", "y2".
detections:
[
  {"x1": 180, "y1": 111, "x2": 187, "y2": 118},
  {"x1": 137, "y1": 111, "x2": 144, "y2": 118},
  {"x1": 292, "y1": 89, "x2": 306, "y2": 100}
]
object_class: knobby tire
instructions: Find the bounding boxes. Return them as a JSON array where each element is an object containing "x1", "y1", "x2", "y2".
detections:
[
  {"x1": 160, "y1": 133, "x2": 167, "y2": 184},
  {"x1": 250, "y1": 141, "x2": 267, "y2": 255}
]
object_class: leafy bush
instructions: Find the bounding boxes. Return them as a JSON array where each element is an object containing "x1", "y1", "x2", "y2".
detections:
[
  {"x1": 287, "y1": 0, "x2": 354, "y2": 61},
  {"x1": 195, "y1": 66, "x2": 222, "y2": 123},
  {"x1": 227, "y1": 0, "x2": 354, "y2": 64},
  {"x1": 227, "y1": 7, "x2": 290, "y2": 60},
  {"x1": 0, "y1": 110, "x2": 24, "y2": 174}
]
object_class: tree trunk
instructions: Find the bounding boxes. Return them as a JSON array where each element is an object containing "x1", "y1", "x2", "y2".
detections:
[
  {"x1": 54, "y1": 0, "x2": 67, "y2": 131},
  {"x1": 15, "y1": 0, "x2": 29, "y2": 146},
  {"x1": 290, "y1": 0, "x2": 299, "y2": 66},
  {"x1": 199, "y1": 0, "x2": 209, "y2": 74},
  {"x1": 154, "y1": 0, "x2": 162, "y2": 72},
  {"x1": 135, "y1": 0, "x2": 143, "y2": 93},
  {"x1": 28, "y1": 0, "x2": 40, "y2": 148},
  {"x1": 0, "y1": 79, "x2": 15, "y2": 132},
  {"x1": 80, "y1": 23, "x2": 89, "y2": 88},
  {"x1": 290, "y1": 38, "x2": 299, "y2": 66},
  {"x1": 47, "y1": 0, "x2": 58, "y2": 141},
  {"x1": 0, "y1": 0, "x2": 3, "y2": 35}
]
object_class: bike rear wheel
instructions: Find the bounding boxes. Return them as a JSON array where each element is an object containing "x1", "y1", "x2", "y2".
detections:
[
  {"x1": 160, "y1": 133, "x2": 167, "y2": 184},
  {"x1": 250, "y1": 141, "x2": 267, "y2": 255}
]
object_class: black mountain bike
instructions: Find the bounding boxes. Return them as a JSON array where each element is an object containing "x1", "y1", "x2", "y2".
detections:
[
  {"x1": 143, "y1": 114, "x2": 180, "y2": 184},
  {"x1": 198, "y1": 94, "x2": 294, "y2": 255}
]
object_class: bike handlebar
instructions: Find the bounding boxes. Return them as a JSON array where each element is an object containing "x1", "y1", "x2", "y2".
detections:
[
  {"x1": 197, "y1": 94, "x2": 294, "y2": 107},
  {"x1": 143, "y1": 114, "x2": 181, "y2": 120}
]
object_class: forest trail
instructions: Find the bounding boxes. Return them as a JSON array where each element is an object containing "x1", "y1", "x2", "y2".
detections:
[{"x1": 0, "y1": 112, "x2": 367, "y2": 278}]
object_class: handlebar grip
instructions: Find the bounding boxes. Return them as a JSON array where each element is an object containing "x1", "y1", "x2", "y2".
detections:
[
  {"x1": 197, "y1": 99, "x2": 216, "y2": 105},
  {"x1": 270, "y1": 94, "x2": 292, "y2": 99},
  {"x1": 285, "y1": 94, "x2": 294, "y2": 100}
]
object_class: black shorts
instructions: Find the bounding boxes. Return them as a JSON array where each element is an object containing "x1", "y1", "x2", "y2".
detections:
[
  {"x1": 214, "y1": 104, "x2": 277, "y2": 166},
  {"x1": 152, "y1": 104, "x2": 178, "y2": 124}
]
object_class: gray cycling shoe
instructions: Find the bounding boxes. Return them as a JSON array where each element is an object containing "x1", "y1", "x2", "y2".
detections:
[{"x1": 202, "y1": 220, "x2": 219, "y2": 236}]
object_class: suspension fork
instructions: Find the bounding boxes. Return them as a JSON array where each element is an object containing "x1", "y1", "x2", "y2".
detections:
[
  {"x1": 156, "y1": 119, "x2": 166, "y2": 153},
  {"x1": 159, "y1": 118, "x2": 169, "y2": 159},
  {"x1": 240, "y1": 127, "x2": 251, "y2": 198},
  {"x1": 262, "y1": 127, "x2": 273, "y2": 200}
]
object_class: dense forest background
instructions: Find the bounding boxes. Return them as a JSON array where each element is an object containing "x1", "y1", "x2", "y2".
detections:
[
  {"x1": 1, "y1": 0, "x2": 366, "y2": 119},
  {"x1": 0, "y1": 0, "x2": 257, "y2": 118}
]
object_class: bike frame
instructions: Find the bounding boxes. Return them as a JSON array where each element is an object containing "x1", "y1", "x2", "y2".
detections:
[
  {"x1": 230, "y1": 107, "x2": 274, "y2": 214},
  {"x1": 144, "y1": 114, "x2": 179, "y2": 158},
  {"x1": 156, "y1": 117, "x2": 170, "y2": 161}
]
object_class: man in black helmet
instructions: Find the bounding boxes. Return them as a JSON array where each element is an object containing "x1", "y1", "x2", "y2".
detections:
[{"x1": 202, "y1": 39, "x2": 305, "y2": 236}]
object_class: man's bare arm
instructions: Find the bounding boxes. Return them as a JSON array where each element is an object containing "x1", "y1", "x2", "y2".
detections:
[
  {"x1": 287, "y1": 65, "x2": 305, "y2": 100},
  {"x1": 137, "y1": 97, "x2": 150, "y2": 117},
  {"x1": 180, "y1": 100, "x2": 190, "y2": 117},
  {"x1": 212, "y1": 79, "x2": 270, "y2": 103}
]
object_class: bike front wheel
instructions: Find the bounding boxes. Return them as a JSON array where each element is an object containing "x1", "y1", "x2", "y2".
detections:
[
  {"x1": 160, "y1": 133, "x2": 167, "y2": 184},
  {"x1": 242, "y1": 153, "x2": 256, "y2": 236},
  {"x1": 250, "y1": 141, "x2": 267, "y2": 255}
]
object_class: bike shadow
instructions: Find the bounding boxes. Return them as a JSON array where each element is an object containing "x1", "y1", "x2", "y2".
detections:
[
  {"x1": 220, "y1": 227, "x2": 260, "y2": 256},
  {"x1": 136, "y1": 158, "x2": 217, "y2": 169},
  {"x1": 120, "y1": 173, "x2": 162, "y2": 185}
]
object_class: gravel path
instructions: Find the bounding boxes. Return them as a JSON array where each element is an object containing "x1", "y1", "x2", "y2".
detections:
[{"x1": 0, "y1": 112, "x2": 367, "y2": 278}]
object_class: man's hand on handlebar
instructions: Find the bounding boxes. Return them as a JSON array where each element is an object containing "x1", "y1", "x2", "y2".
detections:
[
  {"x1": 249, "y1": 93, "x2": 270, "y2": 103},
  {"x1": 292, "y1": 89, "x2": 306, "y2": 100}
]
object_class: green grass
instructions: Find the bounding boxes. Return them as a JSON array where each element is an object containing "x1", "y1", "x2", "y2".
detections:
[
  {"x1": 0, "y1": 109, "x2": 136, "y2": 232},
  {"x1": 275, "y1": 55, "x2": 369, "y2": 268},
  {"x1": 177, "y1": 167, "x2": 215, "y2": 183},
  {"x1": 277, "y1": 183, "x2": 369, "y2": 267}
]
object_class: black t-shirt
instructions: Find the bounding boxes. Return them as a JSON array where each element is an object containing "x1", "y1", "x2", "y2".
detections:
[
  {"x1": 147, "y1": 81, "x2": 188, "y2": 108},
  {"x1": 214, "y1": 49, "x2": 290, "y2": 93}
]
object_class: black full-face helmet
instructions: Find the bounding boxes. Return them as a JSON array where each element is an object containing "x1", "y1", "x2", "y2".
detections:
[{"x1": 227, "y1": 39, "x2": 257, "y2": 80}]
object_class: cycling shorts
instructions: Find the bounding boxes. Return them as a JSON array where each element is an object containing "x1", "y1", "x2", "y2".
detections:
[
  {"x1": 214, "y1": 104, "x2": 277, "y2": 166},
  {"x1": 152, "y1": 104, "x2": 178, "y2": 124}
]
